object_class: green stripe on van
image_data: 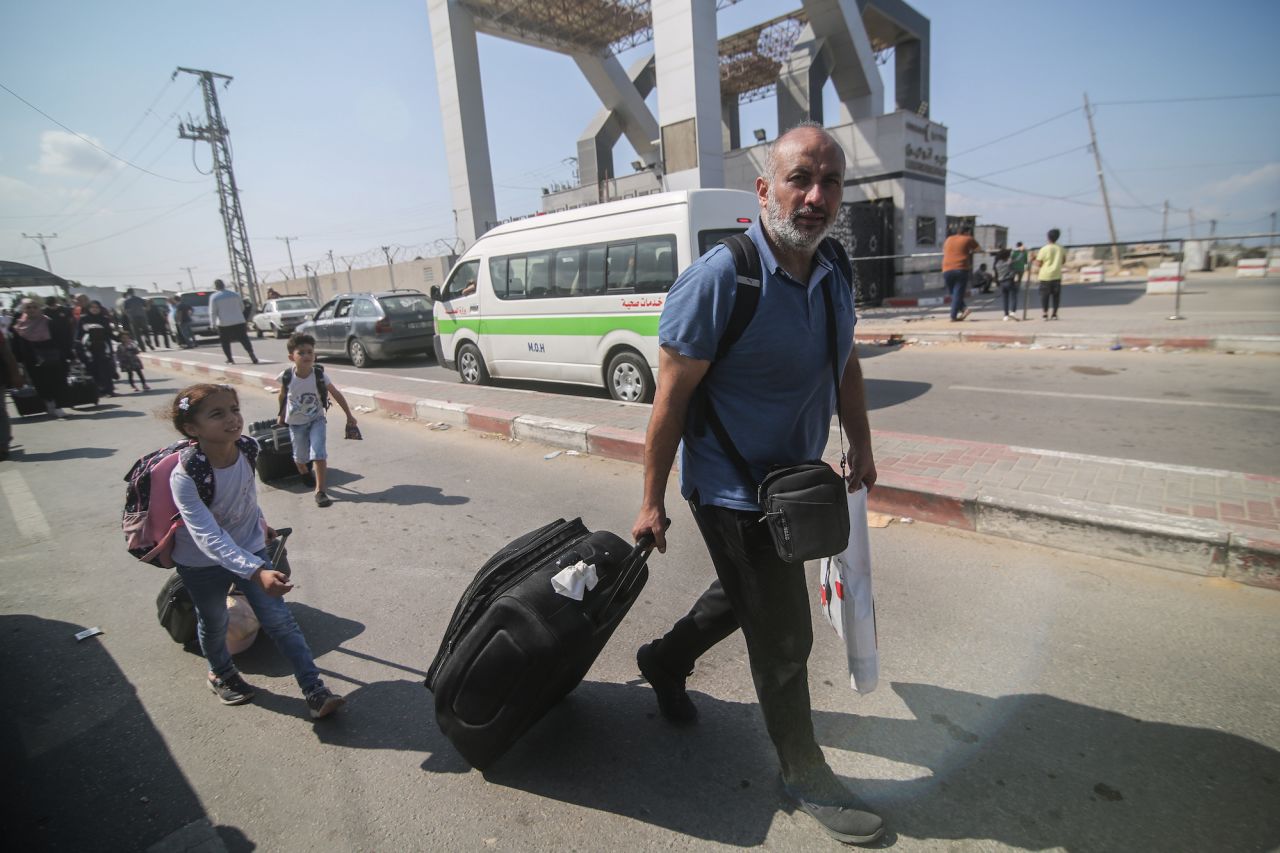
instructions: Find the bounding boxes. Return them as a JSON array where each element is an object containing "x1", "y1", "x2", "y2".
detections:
[{"x1": 436, "y1": 315, "x2": 660, "y2": 336}]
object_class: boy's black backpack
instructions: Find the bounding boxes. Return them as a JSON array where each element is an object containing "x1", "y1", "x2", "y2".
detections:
[{"x1": 277, "y1": 365, "x2": 330, "y2": 419}]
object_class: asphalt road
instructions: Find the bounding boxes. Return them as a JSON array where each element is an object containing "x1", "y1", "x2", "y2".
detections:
[
  {"x1": 2, "y1": 387, "x2": 1278, "y2": 852},
  {"x1": 181, "y1": 331, "x2": 1280, "y2": 476}
]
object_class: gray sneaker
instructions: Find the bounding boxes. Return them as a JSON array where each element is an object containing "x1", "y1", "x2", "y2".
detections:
[
  {"x1": 782, "y1": 778, "x2": 884, "y2": 845},
  {"x1": 305, "y1": 686, "x2": 345, "y2": 719},
  {"x1": 208, "y1": 672, "x2": 257, "y2": 705}
]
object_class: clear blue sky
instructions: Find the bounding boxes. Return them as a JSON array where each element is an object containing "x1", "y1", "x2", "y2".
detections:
[{"x1": 2, "y1": 0, "x2": 1278, "y2": 292}]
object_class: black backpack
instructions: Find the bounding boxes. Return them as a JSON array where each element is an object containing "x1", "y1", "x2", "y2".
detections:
[
  {"x1": 277, "y1": 365, "x2": 330, "y2": 419},
  {"x1": 712, "y1": 233, "x2": 853, "y2": 359}
]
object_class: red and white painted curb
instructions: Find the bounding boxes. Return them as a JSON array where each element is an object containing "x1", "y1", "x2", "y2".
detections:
[{"x1": 143, "y1": 353, "x2": 1280, "y2": 589}]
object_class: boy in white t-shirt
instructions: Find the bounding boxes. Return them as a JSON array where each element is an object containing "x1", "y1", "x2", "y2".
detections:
[{"x1": 275, "y1": 332, "x2": 358, "y2": 507}]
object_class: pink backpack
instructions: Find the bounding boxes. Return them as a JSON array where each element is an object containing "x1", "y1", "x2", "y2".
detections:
[{"x1": 122, "y1": 437, "x2": 259, "y2": 567}]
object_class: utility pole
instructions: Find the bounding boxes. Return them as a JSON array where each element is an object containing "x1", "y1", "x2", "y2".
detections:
[
  {"x1": 1161, "y1": 200, "x2": 1169, "y2": 243},
  {"x1": 276, "y1": 236, "x2": 298, "y2": 280},
  {"x1": 1269, "y1": 211, "x2": 1276, "y2": 260},
  {"x1": 180, "y1": 266, "x2": 197, "y2": 289},
  {"x1": 381, "y1": 245, "x2": 398, "y2": 291},
  {"x1": 1083, "y1": 92, "x2": 1123, "y2": 273},
  {"x1": 175, "y1": 67, "x2": 262, "y2": 312},
  {"x1": 21, "y1": 232, "x2": 57, "y2": 272}
]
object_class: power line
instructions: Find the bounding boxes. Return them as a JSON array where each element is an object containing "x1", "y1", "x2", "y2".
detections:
[
  {"x1": 947, "y1": 106, "x2": 1082, "y2": 159},
  {"x1": 1093, "y1": 92, "x2": 1280, "y2": 106},
  {"x1": 0, "y1": 80, "x2": 204, "y2": 184},
  {"x1": 50, "y1": 192, "x2": 211, "y2": 254},
  {"x1": 950, "y1": 144, "x2": 1091, "y2": 185}
]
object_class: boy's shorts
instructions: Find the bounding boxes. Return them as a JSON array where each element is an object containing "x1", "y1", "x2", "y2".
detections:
[{"x1": 289, "y1": 419, "x2": 327, "y2": 464}]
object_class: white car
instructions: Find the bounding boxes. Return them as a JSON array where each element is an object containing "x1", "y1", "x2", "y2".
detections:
[{"x1": 251, "y1": 296, "x2": 319, "y2": 338}]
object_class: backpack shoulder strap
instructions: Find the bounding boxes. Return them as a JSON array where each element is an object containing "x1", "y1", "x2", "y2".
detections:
[
  {"x1": 177, "y1": 442, "x2": 217, "y2": 506},
  {"x1": 821, "y1": 236, "x2": 853, "y2": 289},
  {"x1": 715, "y1": 233, "x2": 762, "y2": 361},
  {"x1": 314, "y1": 364, "x2": 330, "y2": 409}
]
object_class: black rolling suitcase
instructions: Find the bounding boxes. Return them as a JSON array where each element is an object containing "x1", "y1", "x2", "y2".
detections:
[
  {"x1": 9, "y1": 386, "x2": 44, "y2": 417},
  {"x1": 248, "y1": 419, "x2": 297, "y2": 483},
  {"x1": 425, "y1": 518, "x2": 654, "y2": 769},
  {"x1": 58, "y1": 366, "x2": 99, "y2": 409}
]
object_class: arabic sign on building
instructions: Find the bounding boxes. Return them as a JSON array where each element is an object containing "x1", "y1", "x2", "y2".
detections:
[{"x1": 904, "y1": 119, "x2": 947, "y2": 180}]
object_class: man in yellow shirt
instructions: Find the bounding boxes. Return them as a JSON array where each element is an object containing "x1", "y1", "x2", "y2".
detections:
[{"x1": 1033, "y1": 228, "x2": 1066, "y2": 320}]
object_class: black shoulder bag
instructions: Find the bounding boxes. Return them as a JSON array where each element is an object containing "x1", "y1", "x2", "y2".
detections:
[{"x1": 701, "y1": 236, "x2": 851, "y2": 564}]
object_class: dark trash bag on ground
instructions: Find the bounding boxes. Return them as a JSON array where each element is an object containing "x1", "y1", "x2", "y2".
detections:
[{"x1": 425, "y1": 518, "x2": 654, "y2": 769}]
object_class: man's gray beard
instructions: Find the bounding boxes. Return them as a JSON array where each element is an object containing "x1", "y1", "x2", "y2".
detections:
[{"x1": 764, "y1": 190, "x2": 832, "y2": 252}]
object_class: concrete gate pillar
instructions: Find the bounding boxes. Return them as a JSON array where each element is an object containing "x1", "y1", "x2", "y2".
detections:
[
  {"x1": 777, "y1": 24, "x2": 830, "y2": 131},
  {"x1": 653, "y1": 0, "x2": 724, "y2": 190},
  {"x1": 427, "y1": 0, "x2": 496, "y2": 249},
  {"x1": 721, "y1": 97, "x2": 740, "y2": 152}
]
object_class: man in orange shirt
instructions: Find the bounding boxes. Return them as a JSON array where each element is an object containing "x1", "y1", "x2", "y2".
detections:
[{"x1": 942, "y1": 226, "x2": 981, "y2": 321}]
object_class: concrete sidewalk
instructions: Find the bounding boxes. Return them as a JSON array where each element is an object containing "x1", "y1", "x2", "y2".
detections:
[
  {"x1": 142, "y1": 352, "x2": 1280, "y2": 592},
  {"x1": 855, "y1": 272, "x2": 1280, "y2": 353}
]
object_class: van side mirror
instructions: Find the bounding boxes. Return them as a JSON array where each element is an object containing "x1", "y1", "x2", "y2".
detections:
[{"x1": 430, "y1": 286, "x2": 442, "y2": 302}]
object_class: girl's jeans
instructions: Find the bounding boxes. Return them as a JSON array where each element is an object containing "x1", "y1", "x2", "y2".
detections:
[
  {"x1": 176, "y1": 550, "x2": 322, "y2": 695},
  {"x1": 1001, "y1": 282, "x2": 1019, "y2": 315}
]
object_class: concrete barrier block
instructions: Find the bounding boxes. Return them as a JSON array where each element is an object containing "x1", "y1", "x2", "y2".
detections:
[
  {"x1": 1226, "y1": 527, "x2": 1280, "y2": 590},
  {"x1": 587, "y1": 425, "x2": 646, "y2": 464},
  {"x1": 1081, "y1": 265, "x2": 1106, "y2": 283},
  {"x1": 339, "y1": 386, "x2": 378, "y2": 412},
  {"x1": 512, "y1": 415, "x2": 591, "y2": 451},
  {"x1": 1212, "y1": 335, "x2": 1280, "y2": 354},
  {"x1": 465, "y1": 406, "x2": 518, "y2": 437},
  {"x1": 414, "y1": 398, "x2": 471, "y2": 426},
  {"x1": 976, "y1": 488, "x2": 1229, "y2": 576},
  {"x1": 372, "y1": 391, "x2": 420, "y2": 418},
  {"x1": 1236, "y1": 258, "x2": 1267, "y2": 278}
]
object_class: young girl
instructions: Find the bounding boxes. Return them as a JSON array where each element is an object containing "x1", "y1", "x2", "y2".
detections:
[
  {"x1": 115, "y1": 331, "x2": 150, "y2": 391},
  {"x1": 169, "y1": 383, "x2": 344, "y2": 718}
]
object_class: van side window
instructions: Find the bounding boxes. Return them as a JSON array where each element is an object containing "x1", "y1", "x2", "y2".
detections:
[
  {"x1": 607, "y1": 243, "x2": 637, "y2": 292},
  {"x1": 444, "y1": 259, "x2": 481, "y2": 299},
  {"x1": 507, "y1": 257, "x2": 528, "y2": 300},
  {"x1": 634, "y1": 236, "x2": 678, "y2": 293},
  {"x1": 582, "y1": 246, "x2": 606, "y2": 295},
  {"x1": 526, "y1": 252, "x2": 552, "y2": 298},
  {"x1": 554, "y1": 247, "x2": 580, "y2": 296}
]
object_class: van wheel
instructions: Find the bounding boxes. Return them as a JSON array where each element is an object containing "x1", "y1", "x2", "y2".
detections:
[
  {"x1": 607, "y1": 351, "x2": 653, "y2": 404},
  {"x1": 457, "y1": 342, "x2": 490, "y2": 385},
  {"x1": 348, "y1": 339, "x2": 372, "y2": 368}
]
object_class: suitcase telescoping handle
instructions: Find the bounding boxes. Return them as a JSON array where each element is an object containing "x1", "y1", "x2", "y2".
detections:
[
  {"x1": 268, "y1": 527, "x2": 292, "y2": 571},
  {"x1": 589, "y1": 533, "x2": 656, "y2": 626}
]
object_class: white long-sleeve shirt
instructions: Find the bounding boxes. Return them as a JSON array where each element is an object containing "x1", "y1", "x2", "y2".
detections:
[
  {"x1": 170, "y1": 451, "x2": 266, "y2": 576},
  {"x1": 209, "y1": 289, "x2": 246, "y2": 328}
]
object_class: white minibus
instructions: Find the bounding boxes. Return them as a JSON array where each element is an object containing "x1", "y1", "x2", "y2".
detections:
[{"x1": 430, "y1": 189, "x2": 758, "y2": 403}]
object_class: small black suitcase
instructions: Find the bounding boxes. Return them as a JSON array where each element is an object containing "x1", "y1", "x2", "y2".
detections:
[
  {"x1": 9, "y1": 386, "x2": 44, "y2": 417},
  {"x1": 425, "y1": 518, "x2": 653, "y2": 769},
  {"x1": 157, "y1": 572, "x2": 198, "y2": 645},
  {"x1": 248, "y1": 419, "x2": 297, "y2": 483},
  {"x1": 58, "y1": 374, "x2": 99, "y2": 409}
]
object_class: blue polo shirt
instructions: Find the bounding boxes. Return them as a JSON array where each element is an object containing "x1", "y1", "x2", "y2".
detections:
[{"x1": 659, "y1": 220, "x2": 856, "y2": 511}]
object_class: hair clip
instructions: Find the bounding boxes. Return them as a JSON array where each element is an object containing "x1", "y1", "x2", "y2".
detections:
[{"x1": 178, "y1": 397, "x2": 190, "y2": 411}]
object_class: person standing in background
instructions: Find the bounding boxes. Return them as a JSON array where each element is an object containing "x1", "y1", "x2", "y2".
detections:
[
  {"x1": 208, "y1": 280, "x2": 259, "y2": 365},
  {"x1": 1033, "y1": 229, "x2": 1067, "y2": 320},
  {"x1": 942, "y1": 226, "x2": 981, "y2": 322}
]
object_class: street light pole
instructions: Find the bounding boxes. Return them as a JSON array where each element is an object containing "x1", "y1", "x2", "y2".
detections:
[
  {"x1": 276, "y1": 236, "x2": 298, "y2": 279},
  {"x1": 21, "y1": 232, "x2": 57, "y2": 272},
  {"x1": 180, "y1": 266, "x2": 196, "y2": 289}
]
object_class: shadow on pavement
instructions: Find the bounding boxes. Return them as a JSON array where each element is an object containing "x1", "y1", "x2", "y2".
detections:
[
  {"x1": 335, "y1": 482, "x2": 470, "y2": 507},
  {"x1": 825, "y1": 682, "x2": 1280, "y2": 852},
  {"x1": 439, "y1": 679, "x2": 1279, "y2": 850},
  {"x1": 232, "y1": 602, "x2": 366, "y2": 680},
  {"x1": 864, "y1": 378, "x2": 931, "y2": 411},
  {"x1": 0, "y1": 613, "x2": 253, "y2": 851},
  {"x1": 10, "y1": 446, "x2": 117, "y2": 462}
]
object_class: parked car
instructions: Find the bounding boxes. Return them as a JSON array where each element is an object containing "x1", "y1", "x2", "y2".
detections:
[
  {"x1": 296, "y1": 291, "x2": 434, "y2": 368},
  {"x1": 173, "y1": 290, "x2": 216, "y2": 339},
  {"x1": 251, "y1": 296, "x2": 319, "y2": 338}
]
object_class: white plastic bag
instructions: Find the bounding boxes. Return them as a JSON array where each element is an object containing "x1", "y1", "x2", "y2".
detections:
[
  {"x1": 817, "y1": 487, "x2": 879, "y2": 694},
  {"x1": 225, "y1": 591, "x2": 261, "y2": 655}
]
